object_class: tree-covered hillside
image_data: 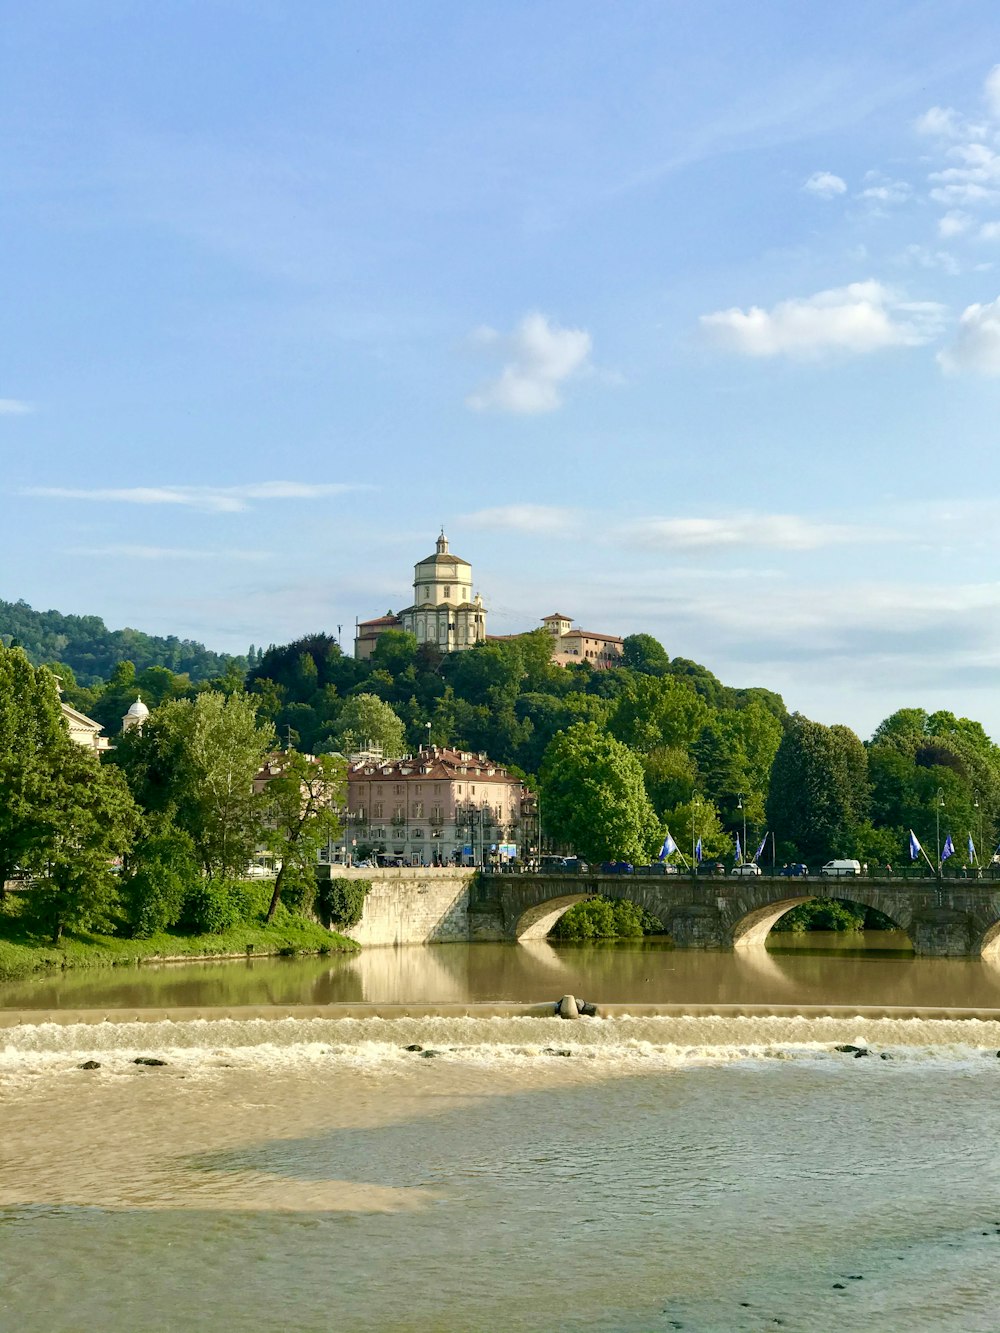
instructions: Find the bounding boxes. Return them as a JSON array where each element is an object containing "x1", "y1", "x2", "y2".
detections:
[{"x1": 0, "y1": 598, "x2": 254, "y2": 687}]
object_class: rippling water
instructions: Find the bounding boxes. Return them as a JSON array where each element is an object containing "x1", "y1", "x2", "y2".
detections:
[{"x1": 3, "y1": 942, "x2": 1000, "y2": 1331}]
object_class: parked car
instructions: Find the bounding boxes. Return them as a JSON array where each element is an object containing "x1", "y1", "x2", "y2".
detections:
[
  {"x1": 600, "y1": 861, "x2": 634, "y2": 874},
  {"x1": 637, "y1": 862, "x2": 682, "y2": 875},
  {"x1": 779, "y1": 863, "x2": 809, "y2": 877},
  {"x1": 563, "y1": 857, "x2": 590, "y2": 873},
  {"x1": 730, "y1": 863, "x2": 762, "y2": 876},
  {"x1": 696, "y1": 861, "x2": 727, "y2": 877},
  {"x1": 820, "y1": 859, "x2": 862, "y2": 877},
  {"x1": 539, "y1": 855, "x2": 588, "y2": 873}
]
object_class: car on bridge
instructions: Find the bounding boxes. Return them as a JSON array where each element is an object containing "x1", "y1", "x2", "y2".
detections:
[
  {"x1": 696, "y1": 861, "x2": 727, "y2": 876},
  {"x1": 600, "y1": 861, "x2": 634, "y2": 874},
  {"x1": 820, "y1": 859, "x2": 862, "y2": 877},
  {"x1": 730, "y1": 863, "x2": 762, "y2": 876},
  {"x1": 779, "y1": 863, "x2": 809, "y2": 877}
]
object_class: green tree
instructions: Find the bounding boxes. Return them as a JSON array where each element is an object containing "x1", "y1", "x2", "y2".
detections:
[
  {"x1": 36, "y1": 744, "x2": 139, "y2": 941},
  {"x1": 621, "y1": 633, "x2": 671, "y2": 676},
  {"x1": 610, "y1": 673, "x2": 709, "y2": 753},
  {"x1": 329, "y1": 693, "x2": 407, "y2": 758},
  {"x1": 261, "y1": 751, "x2": 346, "y2": 921},
  {"x1": 0, "y1": 648, "x2": 69, "y2": 895},
  {"x1": 766, "y1": 715, "x2": 868, "y2": 863},
  {"x1": 119, "y1": 691, "x2": 274, "y2": 879},
  {"x1": 539, "y1": 722, "x2": 658, "y2": 863}
]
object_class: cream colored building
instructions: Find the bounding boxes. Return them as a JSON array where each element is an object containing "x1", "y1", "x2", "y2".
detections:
[
  {"x1": 61, "y1": 702, "x2": 111, "y2": 755},
  {"x1": 355, "y1": 531, "x2": 487, "y2": 659},
  {"x1": 541, "y1": 613, "x2": 624, "y2": 669}
]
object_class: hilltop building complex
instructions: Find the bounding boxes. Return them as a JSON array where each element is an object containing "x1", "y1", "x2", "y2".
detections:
[{"x1": 354, "y1": 533, "x2": 621, "y2": 668}]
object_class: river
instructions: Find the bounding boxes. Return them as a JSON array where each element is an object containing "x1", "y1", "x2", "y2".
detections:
[{"x1": 3, "y1": 937, "x2": 1000, "y2": 1331}]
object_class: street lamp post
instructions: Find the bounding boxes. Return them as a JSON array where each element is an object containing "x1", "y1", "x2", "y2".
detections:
[
  {"x1": 691, "y1": 793, "x2": 702, "y2": 872},
  {"x1": 936, "y1": 786, "x2": 944, "y2": 878},
  {"x1": 737, "y1": 794, "x2": 746, "y2": 865},
  {"x1": 975, "y1": 795, "x2": 984, "y2": 873}
]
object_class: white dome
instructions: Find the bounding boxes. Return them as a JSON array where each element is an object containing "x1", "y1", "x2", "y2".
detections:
[{"x1": 126, "y1": 696, "x2": 150, "y2": 718}]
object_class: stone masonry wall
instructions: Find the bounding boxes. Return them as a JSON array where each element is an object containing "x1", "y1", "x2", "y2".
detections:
[{"x1": 335, "y1": 867, "x2": 480, "y2": 946}]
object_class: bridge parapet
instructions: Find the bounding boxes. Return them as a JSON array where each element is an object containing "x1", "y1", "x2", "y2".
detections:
[{"x1": 479, "y1": 872, "x2": 1000, "y2": 958}]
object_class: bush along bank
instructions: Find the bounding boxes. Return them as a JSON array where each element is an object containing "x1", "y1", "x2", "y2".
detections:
[
  {"x1": 549, "y1": 896, "x2": 665, "y2": 942},
  {"x1": 0, "y1": 879, "x2": 359, "y2": 984}
]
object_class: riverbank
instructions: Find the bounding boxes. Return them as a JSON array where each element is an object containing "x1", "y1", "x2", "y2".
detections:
[{"x1": 0, "y1": 895, "x2": 356, "y2": 984}]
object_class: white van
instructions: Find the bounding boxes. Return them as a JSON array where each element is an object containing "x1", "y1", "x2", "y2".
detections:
[{"x1": 820, "y1": 859, "x2": 862, "y2": 877}]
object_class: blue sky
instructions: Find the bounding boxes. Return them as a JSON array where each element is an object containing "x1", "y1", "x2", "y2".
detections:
[{"x1": 4, "y1": 2, "x2": 1000, "y2": 738}]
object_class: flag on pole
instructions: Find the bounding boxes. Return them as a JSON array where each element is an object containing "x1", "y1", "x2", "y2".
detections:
[
  {"x1": 658, "y1": 832, "x2": 677, "y2": 861},
  {"x1": 695, "y1": 837, "x2": 703, "y2": 863},
  {"x1": 755, "y1": 833, "x2": 768, "y2": 862},
  {"x1": 968, "y1": 833, "x2": 977, "y2": 864},
  {"x1": 734, "y1": 832, "x2": 742, "y2": 864},
  {"x1": 908, "y1": 830, "x2": 922, "y2": 861},
  {"x1": 942, "y1": 834, "x2": 955, "y2": 862}
]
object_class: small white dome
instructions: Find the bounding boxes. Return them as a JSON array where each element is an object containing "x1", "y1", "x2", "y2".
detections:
[{"x1": 126, "y1": 695, "x2": 150, "y2": 718}]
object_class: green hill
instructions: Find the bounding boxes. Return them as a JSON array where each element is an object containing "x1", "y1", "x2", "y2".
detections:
[{"x1": 0, "y1": 598, "x2": 252, "y2": 687}]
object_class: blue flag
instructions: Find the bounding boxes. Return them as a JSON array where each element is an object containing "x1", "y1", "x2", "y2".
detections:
[
  {"x1": 695, "y1": 837, "x2": 703, "y2": 863},
  {"x1": 658, "y1": 832, "x2": 677, "y2": 861},
  {"x1": 942, "y1": 834, "x2": 955, "y2": 862},
  {"x1": 909, "y1": 830, "x2": 922, "y2": 861},
  {"x1": 969, "y1": 833, "x2": 977, "y2": 864},
  {"x1": 734, "y1": 832, "x2": 742, "y2": 863},
  {"x1": 755, "y1": 833, "x2": 768, "y2": 863}
]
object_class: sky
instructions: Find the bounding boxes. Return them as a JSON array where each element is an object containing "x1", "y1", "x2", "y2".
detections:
[{"x1": 4, "y1": 1, "x2": 1000, "y2": 739}]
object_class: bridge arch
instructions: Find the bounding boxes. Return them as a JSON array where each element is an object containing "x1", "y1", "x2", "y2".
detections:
[
  {"x1": 731, "y1": 892, "x2": 911, "y2": 949},
  {"x1": 976, "y1": 919, "x2": 1000, "y2": 961},
  {"x1": 513, "y1": 893, "x2": 595, "y2": 942}
]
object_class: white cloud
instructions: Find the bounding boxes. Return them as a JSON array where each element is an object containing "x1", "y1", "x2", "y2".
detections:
[
  {"x1": 899, "y1": 244, "x2": 960, "y2": 275},
  {"x1": 980, "y1": 221, "x2": 1000, "y2": 241},
  {"x1": 625, "y1": 514, "x2": 883, "y2": 552},
  {"x1": 939, "y1": 210, "x2": 971, "y2": 238},
  {"x1": 67, "y1": 545, "x2": 268, "y2": 561},
  {"x1": 802, "y1": 171, "x2": 846, "y2": 199},
  {"x1": 0, "y1": 398, "x2": 32, "y2": 415},
  {"x1": 461, "y1": 504, "x2": 580, "y2": 535},
  {"x1": 21, "y1": 481, "x2": 362, "y2": 512},
  {"x1": 915, "y1": 106, "x2": 965, "y2": 138},
  {"x1": 986, "y1": 64, "x2": 1000, "y2": 119},
  {"x1": 938, "y1": 296, "x2": 1000, "y2": 375},
  {"x1": 930, "y1": 182, "x2": 1000, "y2": 208},
  {"x1": 466, "y1": 312, "x2": 592, "y2": 414},
  {"x1": 700, "y1": 280, "x2": 945, "y2": 359},
  {"x1": 859, "y1": 179, "x2": 911, "y2": 205}
]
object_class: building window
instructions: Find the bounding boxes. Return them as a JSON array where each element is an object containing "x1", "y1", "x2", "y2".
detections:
[
  {"x1": 374, "y1": 803, "x2": 383, "y2": 818},
  {"x1": 394, "y1": 784, "x2": 403, "y2": 795},
  {"x1": 444, "y1": 586, "x2": 451, "y2": 598},
  {"x1": 412, "y1": 802, "x2": 424, "y2": 818}
]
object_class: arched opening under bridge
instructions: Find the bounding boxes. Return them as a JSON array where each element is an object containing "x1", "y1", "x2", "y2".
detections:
[
  {"x1": 732, "y1": 895, "x2": 912, "y2": 951},
  {"x1": 514, "y1": 893, "x2": 595, "y2": 942}
]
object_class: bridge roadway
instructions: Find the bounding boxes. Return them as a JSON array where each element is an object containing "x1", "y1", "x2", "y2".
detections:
[{"x1": 473, "y1": 871, "x2": 1000, "y2": 958}]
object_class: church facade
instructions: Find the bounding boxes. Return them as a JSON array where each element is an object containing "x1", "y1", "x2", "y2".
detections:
[{"x1": 355, "y1": 531, "x2": 487, "y2": 659}]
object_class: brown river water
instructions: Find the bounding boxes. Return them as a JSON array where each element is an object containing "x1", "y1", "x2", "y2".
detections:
[{"x1": 2, "y1": 937, "x2": 1000, "y2": 1332}]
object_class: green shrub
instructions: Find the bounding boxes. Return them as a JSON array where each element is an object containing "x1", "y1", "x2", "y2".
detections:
[
  {"x1": 773, "y1": 897, "x2": 866, "y2": 933},
  {"x1": 550, "y1": 896, "x2": 663, "y2": 941},
  {"x1": 180, "y1": 879, "x2": 256, "y2": 934},
  {"x1": 121, "y1": 826, "x2": 198, "y2": 938},
  {"x1": 316, "y1": 877, "x2": 371, "y2": 929}
]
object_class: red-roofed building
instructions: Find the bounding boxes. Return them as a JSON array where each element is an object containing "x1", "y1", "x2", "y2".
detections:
[
  {"x1": 541, "y1": 613, "x2": 624, "y2": 669},
  {"x1": 344, "y1": 745, "x2": 531, "y2": 867}
]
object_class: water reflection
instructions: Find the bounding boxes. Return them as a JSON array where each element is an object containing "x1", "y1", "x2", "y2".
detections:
[{"x1": 6, "y1": 933, "x2": 1000, "y2": 1011}]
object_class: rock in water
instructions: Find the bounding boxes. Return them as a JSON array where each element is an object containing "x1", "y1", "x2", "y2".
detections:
[
  {"x1": 78, "y1": 1060, "x2": 101, "y2": 1071},
  {"x1": 133, "y1": 1057, "x2": 167, "y2": 1067},
  {"x1": 557, "y1": 995, "x2": 580, "y2": 1020},
  {"x1": 404, "y1": 1044, "x2": 423, "y2": 1052},
  {"x1": 578, "y1": 1001, "x2": 598, "y2": 1017}
]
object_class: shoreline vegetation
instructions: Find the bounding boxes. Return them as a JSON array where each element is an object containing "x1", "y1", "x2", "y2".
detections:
[
  {"x1": 0, "y1": 885, "x2": 360, "y2": 991},
  {"x1": 0, "y1": 891, "x2": 356, "y2": 985}
]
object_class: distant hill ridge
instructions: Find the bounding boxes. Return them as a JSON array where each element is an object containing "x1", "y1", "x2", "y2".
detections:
[{"x1": 0, "y1": 598, "x2": 252, "y2": 687}]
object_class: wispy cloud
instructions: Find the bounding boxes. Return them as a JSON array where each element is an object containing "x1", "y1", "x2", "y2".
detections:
[
  {"x1": 23, "y1": 481, "x2": 363, "y2": 513},
  {"x1": 700, "y1": 281, "x2": 945, "y2": 359},
  {"x1": 625, "y1": 514, "x2": 887, "y2": 552},
  {"x1": 466, "y1": 312, "x2": 592, "y2": 414},
  {"x1": 802, "y1": 171, "x2": 846, "y2": 199},
  {"x1": 460, "y1": 504, "x2": 581, "y2": 535},
  {"x1": 66, "y1": 545, "x2": 269, "y2": 561},
  {"x1": 938, "y1": 295, "x2": 1000, "y2": 375},
  {"x1": 0, "y1": 399, "x2": 33, "y2": 416}
]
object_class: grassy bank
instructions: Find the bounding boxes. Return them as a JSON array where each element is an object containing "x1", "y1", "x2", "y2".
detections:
[{"x1": 0, "y1": 892, "x2": 357, "y2": 984}]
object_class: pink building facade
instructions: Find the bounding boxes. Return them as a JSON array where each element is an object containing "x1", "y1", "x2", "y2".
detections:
[{"x1": 344, "y1": 746, "x2": 530, "y2": 866}]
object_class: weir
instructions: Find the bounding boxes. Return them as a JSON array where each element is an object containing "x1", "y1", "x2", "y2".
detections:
[{"x1": 332, "y1": 867, "x2": 1000, "y2": 958}]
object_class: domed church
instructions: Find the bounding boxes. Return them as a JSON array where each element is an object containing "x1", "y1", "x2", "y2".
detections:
[{"x1": 354, "y1": 531, "x2": 488, "y2": 659}]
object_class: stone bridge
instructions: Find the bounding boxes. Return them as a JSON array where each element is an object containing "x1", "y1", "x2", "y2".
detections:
[{"x1": 473, "y1": 872, "x2": 1000, "y2": 958}]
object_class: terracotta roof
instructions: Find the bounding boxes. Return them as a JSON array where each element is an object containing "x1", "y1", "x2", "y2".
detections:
[
  {"x1": 348, "y1": 746, "x2": 521, "y2": 786},
  {"x1": 357, "y1": 615, "x2": 401, "y2": 629},
  {"x1": 563, "y1": 629, "x2": 624, "y2": 645},
  {"x1": 541, "y1": 612, "x2": 573, "y2": 622}
]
